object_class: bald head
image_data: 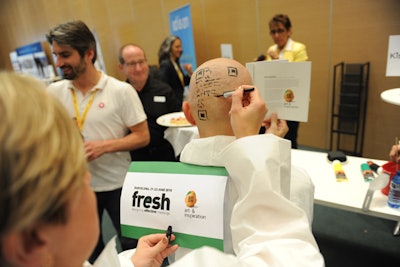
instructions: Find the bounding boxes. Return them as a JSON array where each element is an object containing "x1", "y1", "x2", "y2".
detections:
[{"x1": 184, "y1": 58, "x2": 253, "y2": 137}]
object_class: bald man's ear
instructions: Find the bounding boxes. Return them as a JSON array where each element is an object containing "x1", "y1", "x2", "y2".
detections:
[{"x1": 182, "y1": 101, "x2": 196, "y2": 125}]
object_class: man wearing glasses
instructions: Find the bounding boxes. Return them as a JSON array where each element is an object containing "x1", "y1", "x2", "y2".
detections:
[
  {"x1": 266, "y1": 14, "x2": 308, "y2": 62},
  {"x1": 118, "y1": 43, "x2": 181, "y2": 162},
  {"x1": 265, "y1": 14, "x2": 308, "y2": 149}
]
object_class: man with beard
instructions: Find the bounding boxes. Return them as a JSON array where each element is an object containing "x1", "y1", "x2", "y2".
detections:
[{"x1": 46, "y1": 20, "x2": 150, "y2": 263}]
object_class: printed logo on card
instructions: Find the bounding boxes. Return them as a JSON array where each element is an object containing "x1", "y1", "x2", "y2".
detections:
[
  {"x1": 283, "y1": 89, "x2": 295, "y2": 103},
  {"x1": 184, "y1": 190, "x2": 197, "y2": 207}
]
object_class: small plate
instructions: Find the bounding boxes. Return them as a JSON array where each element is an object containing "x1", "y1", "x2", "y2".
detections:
[{"x1": 156, "y1": 112, "x2": 192, "y2": 127}]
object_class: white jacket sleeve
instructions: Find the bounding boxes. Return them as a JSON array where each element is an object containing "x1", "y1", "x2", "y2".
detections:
[
  {"x1": 170, "y1": 134, "x2": 324, "y2": 267},
  {"x1": 85, "y1": 237, "x2": 135, "y2": 267}
]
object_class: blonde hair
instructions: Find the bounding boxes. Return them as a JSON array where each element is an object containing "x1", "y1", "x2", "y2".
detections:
[{"x1": 0, "y1": 72, "x2": 87, "y2": 241}]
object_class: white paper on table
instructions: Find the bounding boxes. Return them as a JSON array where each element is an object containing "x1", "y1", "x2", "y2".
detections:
[{"x1": 246, "y1": 61, "x2": 312, "y2": 122}]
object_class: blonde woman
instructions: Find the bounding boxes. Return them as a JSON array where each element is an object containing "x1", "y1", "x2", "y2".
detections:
[{"x1": 0, "y1": 72, "x2": 177, "y2": 267}]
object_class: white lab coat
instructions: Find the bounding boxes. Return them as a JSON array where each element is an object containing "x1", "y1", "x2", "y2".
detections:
[
  {"x1": 90, "y1": 134, "x2": 324, "y2": 267},
  {"x1": 170, "y1": 134, "x2": 324, "y2": 266}
]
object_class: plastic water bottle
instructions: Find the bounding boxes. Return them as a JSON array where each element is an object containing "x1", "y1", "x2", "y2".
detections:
[{"x1": 388, "y1": 170, "x2": 400, "y2": 209}]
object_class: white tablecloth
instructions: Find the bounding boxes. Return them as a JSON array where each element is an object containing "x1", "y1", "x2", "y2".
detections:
[
  {"x1": 292, "y1": 149, "x2": 400, "y2": 222},
  {"x1": 165, "y1": 128, "x2": 400, "y2": 227},
  {"x1": 381, "y1": 88, "x2": 400, "y2": 106},
  {"x1": 164, "y1": 126, "x2": 199, "y2": 157}
]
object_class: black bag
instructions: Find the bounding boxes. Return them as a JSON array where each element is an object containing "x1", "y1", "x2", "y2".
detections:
[{"x1": 327, "y1": 151, "x2": 347, "y2": 162}]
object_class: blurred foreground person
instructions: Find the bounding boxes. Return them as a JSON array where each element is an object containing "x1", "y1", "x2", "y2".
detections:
[{"x1": 0, "y1": 71, "x2": 177, "y2": 267}]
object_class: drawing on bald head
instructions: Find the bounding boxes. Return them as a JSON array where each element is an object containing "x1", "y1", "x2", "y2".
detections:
[
  {"x1": 227, "y1": 66, "x2": 238, "y2": 77},
  {"x1": 193, "y1": 67, "x2": 217, "y2": 120},
  {"x1": 191, "y1": 59, "x2": 245, "y2": 118},
  {"x1": 184, "y1": 58, "x2": 252, "y2": 137}
]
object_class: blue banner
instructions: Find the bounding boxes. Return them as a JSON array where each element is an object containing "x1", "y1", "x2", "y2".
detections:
[
  {"x1": 16, "y1": 42, "x2": 43, "y2": 56},
  {"x1": 169, "y1": 4, "x2": 197, "y2": 73}
]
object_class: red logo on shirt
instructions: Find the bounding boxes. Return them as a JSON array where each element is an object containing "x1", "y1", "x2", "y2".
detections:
[{"x1": 98, "y1": 102, "x2": 105, "y2": 108}]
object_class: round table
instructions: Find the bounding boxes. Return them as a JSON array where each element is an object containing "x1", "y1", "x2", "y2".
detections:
[{"x1": 380, "y1": 88, "x2": 400, "y2": 106}]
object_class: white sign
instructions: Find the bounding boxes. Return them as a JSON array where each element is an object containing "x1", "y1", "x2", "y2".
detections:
[
  {"x1": 246, "y1": 61, "x2": 312, "y2": 122},
  {"x1": 386, "y1": 35, "x2": 400, "y2": 77},
  {"x1": 220, "y1": 43, "x2": 233, "y2": 59},
  {"x1": 121, "y1": 162, "x2": 228, "y2": 251}
]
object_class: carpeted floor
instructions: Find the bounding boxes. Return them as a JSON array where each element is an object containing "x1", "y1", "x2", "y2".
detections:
[
  {"x1": 300, "y1": 145, "x2": 400, "y2": 266},
  {"x1": 312, "y1": 204, "x2": 400, "y2": 266}
]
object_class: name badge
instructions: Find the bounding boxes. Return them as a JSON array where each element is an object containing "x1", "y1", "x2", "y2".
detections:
[{"x1": 154, "y1": 96, "x2": 166, "y2": 103}]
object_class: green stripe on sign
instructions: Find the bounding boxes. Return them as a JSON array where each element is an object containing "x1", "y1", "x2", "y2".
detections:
[
  {"x1": 128, "y1": 161, "x2": 228, "y2": 176},
  {"x1": 121, "y1": 224, "x2": 223, "y2": 251}
]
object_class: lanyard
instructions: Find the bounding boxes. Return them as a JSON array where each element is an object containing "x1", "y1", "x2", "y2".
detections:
[
  {"x1": 172, "y1": 61, "x2": 184, "y2": 86},
  {"x1": 70, "y1": 88, "x2": 99, "y2": 131}
]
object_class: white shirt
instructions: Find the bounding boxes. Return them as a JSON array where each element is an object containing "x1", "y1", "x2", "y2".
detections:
[{"x1": 47, "y1": 72, "x2": 147, "y2": 191}]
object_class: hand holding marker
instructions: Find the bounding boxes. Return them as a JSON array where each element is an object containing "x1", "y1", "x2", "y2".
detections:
[{"x1": 215, "y1": 87, "x2": 255, "y2": 98}]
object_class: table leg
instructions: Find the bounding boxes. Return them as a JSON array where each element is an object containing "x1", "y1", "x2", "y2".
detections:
[{"x1": 393, "y1": 221, "x2": 400, "y2": 236}]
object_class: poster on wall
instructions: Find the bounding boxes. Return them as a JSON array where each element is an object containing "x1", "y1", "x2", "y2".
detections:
[
  {"x1": 9, "y1": 51, "x2": 22, "y2": 73},
  {"x1": 14, "y1": 42, "x2": 55, "y2": 80},
  {"x1": 93, "y1": 29, "x2": 107, "y2": 74},
  {"x1": 169, "y1": 4, "x2": 197, "y2": 74},
  {"x1": 386, "y1": 35, "x2": 400, "y2": 77}
]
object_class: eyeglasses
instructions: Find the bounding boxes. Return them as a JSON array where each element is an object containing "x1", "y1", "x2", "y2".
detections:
[
  {"x1": 124, "y1": 59, "x2": 146, "y2": 68},
  {"x1": 270, "y1": 28, "x2": 286, "y2": 35}
]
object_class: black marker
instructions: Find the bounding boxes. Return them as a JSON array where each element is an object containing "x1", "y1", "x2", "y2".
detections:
[
  {"x1": 166, "y1": 225, "x2": 172, "y2": 242},
  {"x1": 367, "y1": 161, "x2": 380, "y2": 173},
  {"x1": 216, "y1": 87, "x2": 255, "y2": 98}
]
